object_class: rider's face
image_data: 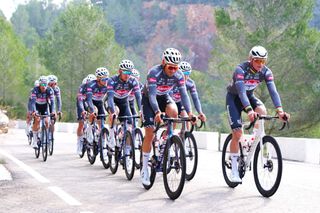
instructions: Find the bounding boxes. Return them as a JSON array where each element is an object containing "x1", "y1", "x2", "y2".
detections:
[
  {"x1": 251, "y1": 58, "x2": 266, "y2": 71},
  {"x1": 164, "y1": 64, "x2": 179, "y2": 77}
]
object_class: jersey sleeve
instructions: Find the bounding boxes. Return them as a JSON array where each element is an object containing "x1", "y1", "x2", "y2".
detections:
[
  {"x1": 265, "y1": 69, "x2": 282, "y2": 110},
  {"x1": 147, "y1": 70, "x2": 160, "y2": 113},
  {"x1": 188, "y1": 80, "x2": 203, "y2": 114},
  {"x1": 234, "y1": 66, "x2": 251, "y2": 111},
  {"x1": 177, "y1": 72, "x2": 191, "y2": 113},
  {"x1": 107, "y1": 78, "x2": 116, "y2": 113}
]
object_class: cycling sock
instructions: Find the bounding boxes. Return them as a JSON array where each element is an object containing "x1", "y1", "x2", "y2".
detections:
[
  {"x1": 230, "y1": 153, "x2": 239, "y2": 174},
  {"x1": 142, "y1": 152, "x2": 150, "y2": 171}
]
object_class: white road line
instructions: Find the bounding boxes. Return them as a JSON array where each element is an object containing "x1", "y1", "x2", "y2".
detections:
[
  {"x1": 0, "y1": 164, "x2": 12, "y2": 181},
  {"x1": 48, "y1": 186, "x2": 82, "y2": 206},
  {"x1": 0, "y1": 149, "x2": 49, "y2": 183}
]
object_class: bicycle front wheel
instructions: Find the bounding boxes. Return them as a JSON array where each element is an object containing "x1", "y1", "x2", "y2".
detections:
[
  {"x1": 41, "y1": 128, "x2": 48, "y2": 162},
  {"x1": 163, "y1": 135, "x2": 186, "y2": 200},
  {"x1": 253, "y1": 136, "x2": 282, "y2": 197},
  {"x1": 99, "y1": 128, "x2": 110, "y2": 169},
  {"x1": 134, "y1": 128, "x2": 143, "y2": 169},
  {"x1": 184, "y1": 132, "x2": 198, "y2": 181},
  {"x1": 124, "y1": 131, "x2": 135, "y2": 180}
]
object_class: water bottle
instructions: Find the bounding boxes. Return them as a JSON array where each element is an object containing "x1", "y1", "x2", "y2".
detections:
[{"x1": 154, "y1": 140, "x2": 160, "y2": 157}]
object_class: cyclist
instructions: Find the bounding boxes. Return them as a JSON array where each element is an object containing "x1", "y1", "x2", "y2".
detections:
[
  {"x1": 76, "y1": 74, "x2": 96, "y2": 155},
  {"x1": 226, "y1": 45, "x2": 290, "y2": 183},
  {"x1": 30, "y1": 76, "x2": 56, "y2": 148},
  {"x1": 128, "y1": 68, "x2": 143, "y2": 117},
  {"x1": 140, "y1": 48, "x2": 194, "y2": 185},
  {"x1": 107, "y1": 60, "x2": 141, "y2": 148},
  {"x1": 170, "y1": 61, "x2": 206, "y2": 122},
  {"x1": 86, "y1": 67, "x2": 109, "y2": 143},
  {"x1": 26, "y1": 80, "x2": 39, "y2": 137},
  {"x1": 47, "y1": 74, "x2": 62, "y2": 141}
]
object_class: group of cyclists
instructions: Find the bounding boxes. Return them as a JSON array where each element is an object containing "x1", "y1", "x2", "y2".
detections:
[
  {"x1": 25, "y1": 45, "x2": 290, "y2": 188},
  {"x1": 26, "y1": 74, "x2": 62, "y2": 149}
]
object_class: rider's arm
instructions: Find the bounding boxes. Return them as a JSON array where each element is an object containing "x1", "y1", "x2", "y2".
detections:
[
  {"x1": 176, "y1": 71, "x2": 192, "y2": 113},
  {"x1": 147, "y1": 73, "x2": 161, "y2": 113},
  {"x1": 77, "y1": 85, "x2": 85, "y2": 112},
  {"x1": 30, "y1": 88, "x2": 37, "y2": 112},
  {"x1": 48, "y1": 88, "x2": 55, "y2": 113},
  {"x1": 234, "y1": 67, "x2": 252, "y2": 112},
  {"x1": 86, "y1": 86, "x2": 94, "y2": 113},
  {"x1": 132, "y1": 79, "x2": 142, "y2": 111},
  {"x1": 107, "y1": 80, "x2": 116, "y2": 114},
  {"x1": 265, "y1": 69, "x2": 283, "y2": 112},
  {"x1": 55, "y1": 87, "x2": 62, "y2": 112},
  {"x1": 188, "y1": 80, "x2": 203, "y2": 114}
]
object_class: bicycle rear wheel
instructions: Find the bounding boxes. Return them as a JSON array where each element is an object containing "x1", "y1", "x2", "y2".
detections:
[
  {"x1": 48, "y1": 130, "x2": 54, "y2": 156},
  {"x1": 79, "y1": 138, "x2": 87, "y2": 158},
  {"x1": 253, "y1": 136, "x2": 282, "y2": 197},
  {"x1": 221, "y1": 134, "x2": 240, "y2": 188},
  {"x1": 184, "y1": 132, "x2": 198, "y2": 181},
  {"x1": 34, "y1": 136, "x2": 40, "y2": 158},
  {"x1": 163, "y1": 135, "x2": 186, "y2": 200},
  {"x1": 99, "y1": 128, "x2": 110, "y2": 169},
  {"x1": 41, "y1": 128, "x2": 48, "y2": 162},
  {"x1": 28, "y1": 131, "x2": 33, "y2": 145},
  {"x1": 134, "y1": 128, "x2": 143, "y2": 169}
]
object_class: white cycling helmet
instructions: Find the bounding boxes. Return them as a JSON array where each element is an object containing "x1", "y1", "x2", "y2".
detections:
[
  {"x1": 34, "y1": 80, "x2": 39, "y2": 87},
  {"x1": 162, "y1": 48, "x2": 182, "y2": 65},
  {"x1": 179, "y1": 61, "x2": 192, "y2": 73},
  {"x1": 119, "y1": 59, "x2": 134, "y2": 71},
  {"x1": 95, "y1": 67, "x2": 109, "y2": 78},
  {"x1": 131, "y1": 68, "x2": 140, "y2": 78},
  {"x1": 47, "y1": 74, "x2": 58, "y2": 83},
  {"x1": 83, "y1": 74, "x2": 97, "y2": 84},
  {"x1": 249, "y1": 45, "x2": 268, "y2": 59},
  {"x1": 39, "y1": 75, "x2": 48, "y2": 84}
]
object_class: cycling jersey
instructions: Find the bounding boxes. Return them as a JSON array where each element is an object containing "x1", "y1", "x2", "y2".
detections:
[
  {"x1": 107, "y1": 75, "x2": 141, "y2": 114},
  {"x1": 27, "y1": 88, "x2": 33, "y2": 112},
  {"x1": 170, "y1": 78, "x2": 203, "y2": 114},
  {"x1": 143, "y1": 64, "x2": 191, "y2": 114},
  {"x1": 30, "y1": 86, "x2": 55, "y2": 114},
  {"x1": 86, "y1": 80, "x2": 108, "y2": 113},
  {"x1": 129, "y1": 82, "x2": 143, "y2": 115},
  {"x1": 76, "y1": 83, "x2": 88, "y2": 118},
  {"x1": 227, "y1": 61, "x2": 282, "y2": 110}
]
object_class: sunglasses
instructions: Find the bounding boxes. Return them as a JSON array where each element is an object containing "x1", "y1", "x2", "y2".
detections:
[
  {"x1": 253, "y1": 58, "x2": 267, "y2": 64},
  {"x1": 101, "y1": 77, "x2": 108, "y2": 82},
  {"x1": 40, "y1": 83, "x2": 47, "y2": 87},
  {"x1": 183, "y1": 71, "x2": 191, "y2": 76},
  {"x1": 167, "y1": 65, "x2": 179, "y2": 71},
  {"x1": 122, "y1": 70, "x2": 132, "y2": 75}
]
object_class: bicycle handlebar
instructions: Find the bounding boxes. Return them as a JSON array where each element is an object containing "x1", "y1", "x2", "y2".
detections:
[
  {"x1": 153, "y1": 115, "x2": 197, "y2": 133},
  {"x1": 245, "y1": 115, "x2": 289, "y2": 131}
]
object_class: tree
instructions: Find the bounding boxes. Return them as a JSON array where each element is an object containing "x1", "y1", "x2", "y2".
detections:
[
  {"x1": 0, "y1": 16, "x2": 29, "y2": 117},
  {"x1": 210, "y1": 0, "x2": 320, "y2": 136},
  {"x1": 38, "y1": 2, "x2": 125, "y2": 120}
]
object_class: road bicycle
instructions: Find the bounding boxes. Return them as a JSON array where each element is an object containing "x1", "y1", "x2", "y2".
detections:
[
  {"x1": 132, "y1": 116, "x2": 143, "y2": 169},
  {"x1": 178, "y1": 118, "x2": 204, "y2": 181},
  {"x1": 107, "y1": 115, "x2": 139, "y2": 180},
  {"x1": 34, "y1": 114, "x2": 50, "y2": 162},
  {"x1": 48, "y1": 113, "x2": 61, "y2": 156},
  {"x1": 222, "y1": 115, "x2": 288, "y2": 197},
  {"x1": 142, "y1": 116, "x2": 193, "y2": 200}
]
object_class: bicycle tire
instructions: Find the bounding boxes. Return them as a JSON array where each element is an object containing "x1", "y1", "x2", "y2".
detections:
[
  {"x1": 34, "y1": 136, "x2": 40, "y2": 158},
  {"x1": 79, "y1": 138, "x2": 87, "y2": 158},
  {"x1": 253, "y1": 136, "x2": 282, "y2": 197},
  {"x1": 48, "y1": 129, "x2": 54, "y2": 156},
  {"x1": 184, "y1": 132, "x2": 198, "y2": 181},
  {"x1": 41, "y1": 127, "x2": 48, "y2": 162},
  {"x1": 99, "y1": 128, "x2": 110, "y2": 169},
  {"x1": 163, "y1": 135, "x2": 186, "y2": 200},
  {"x1": 221, "y1": 134, "x2": 239, "y2": 188},
  {"x1": 134, "y1": 128, "x2": 143, "y2": 169},
  {"x1": 124, "y1": 131, "x2": 135, "y2": 180},
  {"x1": 28, "y1": 131, "x2": 32, "y2": 145}
]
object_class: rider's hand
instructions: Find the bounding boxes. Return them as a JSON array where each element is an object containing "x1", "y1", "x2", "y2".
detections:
[
  {"x1": 109, "y1": 113, "x2": 116, "y2": 125},
  {"x1": 248, "y1": 111, "x2": 258, "y2": 123},
  {"x1": 198, "y1": 113, "x2": 206, "y2": 122},
  {"x1": 89, "y1": 112, "x2": 96, "y2": 121},
  {"x1": 188, "y1": 112, "x2": 197, "y2": 125},
  {"x1": 278, "y1": 111, "x2": 290, "y2": 122},
  {"x1": 81, "y1": 111, "x2": 87, "y2": 118},
  {"x1": 154, "y1": 111, "x2": 163, "y2": 124},
  {"x1": 51, "y1": 112, "x2": 57, "y2": 119}
]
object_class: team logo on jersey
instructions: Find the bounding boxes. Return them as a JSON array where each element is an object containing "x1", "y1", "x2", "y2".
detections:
[
  {"x1": 157, "y1": 85, "x2": 172, "y2": 92},
  {"x1": 149, "y1": 78, "x2": 157, "y2": 83},
  {"x1": 266, "y1": 75, "x2": 274, "y2": 81},
  {"x1": 236, "y1": 74, "x2": 244, "y2": 80},
  {"x1": 116, "y1": 89, "x2": 129, "y2": 95}
]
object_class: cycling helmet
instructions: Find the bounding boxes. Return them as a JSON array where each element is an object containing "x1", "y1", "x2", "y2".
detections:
[
  {"x1": 162, "y1": 48, "x2": 182, "y2": 65},
  {"x1": 86, "y1": 74, "x2": 96, "y2": 82},
  {"x1": 179, "y1": 61, "x2": 192, "y2": 72},
  {"x1": 119, "y1": 59, "x2": 134, "y2": 71},
  {"x1": 34, "y1": 80, "x2": 39, "y2": 87},
  {"x1": 249, "y1": 46, "x2": 268, "y2": 59},
  {"x1": 131, "y1": 68, "x2": 140, "y2": 78},
  {"x1": 47, "y1": 74, "x2": 58, "y2": 83},
  {"x1": 39, "y1": 75, "x2": 48, "y2": 84},
  {"x1": 95, "y1": 67, "x2": 109, "y2": 78}
]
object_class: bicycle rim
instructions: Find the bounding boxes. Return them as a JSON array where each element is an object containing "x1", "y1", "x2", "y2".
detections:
[
  {"x1": 100, "y1": 128, "x2": 110, "y2": 169},
  {"x1": 124, "y1": 131, "x2": 135, "y2": 180},
  {"x1": 253, "y1": 136, "x2": 282, "y2": 197},
  {"x1": 41, "y1": 128, "x2": 48, "y2": 162},
  {"x1": 134, "y1": 128, "x2": 143, "y2": 169},
  {"x1": 163, "y1": 135, "x2": 186, "y2": 200},
  {"x1": 184, "y1": 133, "x2": 198, "y2": 181},
  {"x1": 49, "y1": 130, "x2": 54, "y2": 156}
]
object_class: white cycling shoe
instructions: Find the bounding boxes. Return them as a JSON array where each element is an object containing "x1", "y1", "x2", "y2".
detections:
[{"x1": 230, "y1": 171, "x2": 242, "y2": 183}]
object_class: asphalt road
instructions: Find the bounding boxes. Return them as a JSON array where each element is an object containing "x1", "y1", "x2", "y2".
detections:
[{"x1": 0, "y1": 128, "x2": 320, "y2": 213}]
